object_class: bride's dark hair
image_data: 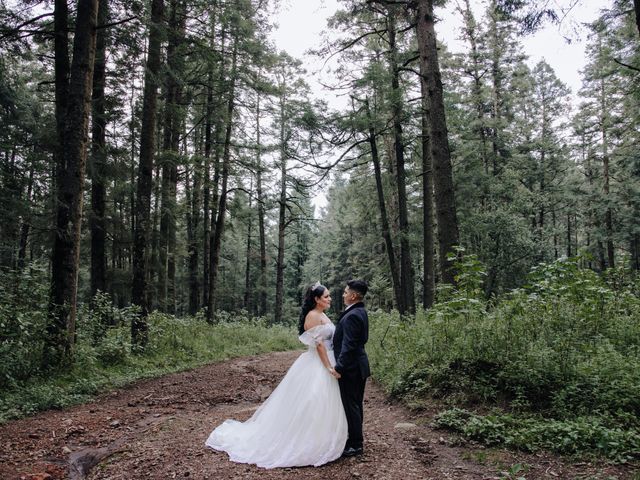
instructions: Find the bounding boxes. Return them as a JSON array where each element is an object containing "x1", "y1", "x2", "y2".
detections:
[{"x1": 298, "y1": 282, "x2": 326, "y2": 335}]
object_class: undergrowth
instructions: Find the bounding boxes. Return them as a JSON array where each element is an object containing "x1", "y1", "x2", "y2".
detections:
[
  {"x1": 369, "y1": 252, "x2": 640, "y2": 462},
  {"x1": 0, "y1": 274, "x2": 300, "y2": 423}
]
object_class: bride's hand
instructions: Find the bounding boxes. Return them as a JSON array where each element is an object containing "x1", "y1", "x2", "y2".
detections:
[{"x1": 328, "y1": 367, "x2": 341, "y2": 379}]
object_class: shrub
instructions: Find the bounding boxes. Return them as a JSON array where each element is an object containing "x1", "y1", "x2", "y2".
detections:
[
  {"x1": 0, "y1": 263, "x2": 49, "y2": 388},
  {"x1": 0, "y1": 298, "x2": 301, "y2": 423},
  {"x1": 369, "y1": 254, "x2": 640, "y2": 460},
  {"x1": 434, "y1": 408, "x2": 640, "y2": 461}
]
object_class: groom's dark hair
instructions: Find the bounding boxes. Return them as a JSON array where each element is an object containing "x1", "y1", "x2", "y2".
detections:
[{"x1": 347, "y1": 279, "x2": 368, "y2": 299}]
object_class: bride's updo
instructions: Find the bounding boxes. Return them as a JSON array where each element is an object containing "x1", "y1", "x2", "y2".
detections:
[{"x1": 298, "y1": 282, "x2": 326, "y2": 335}]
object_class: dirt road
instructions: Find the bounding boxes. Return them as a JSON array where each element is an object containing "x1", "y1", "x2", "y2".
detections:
[{"x1": 0, "y1": 351, "x2": 634, "y2": 479}]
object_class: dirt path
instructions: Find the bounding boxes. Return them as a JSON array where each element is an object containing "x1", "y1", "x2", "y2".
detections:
[{"x1": 0, "y1": 351, "x2": 635, "y2": 480}]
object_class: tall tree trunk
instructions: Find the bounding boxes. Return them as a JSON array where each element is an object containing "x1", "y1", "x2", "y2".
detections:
[
  {"x1": 44, "y1": 0, "x2": 100, "y2": 369},
  {"x1": 256, "y1": 89, "x2": 268, "y2": 316},
  {"x1": 566, "y1": 212, "x2": 572, "y2": 258},
  {"x1": 552, "y1": 208, "x2": 558, "y2": 259},
  {"x1": 488, "y1": 4, "x2": 503, "y2": 176},
  {"x1": 186, "y1": 160, "x2": 200, "y2": 315},
  {"x1": 202, "y1": 70, "x2": 213, "y2": 309},
  {"x1": 461, "y1": 0, "x2": 489, "y2": 180},
  {"x1": 387, "y1": 8, "x2": 415, "y2": 314},
  {"x1": 158, "y1": 0, "x2": 185, "y2": 314},
  {"x1": 149, "y1": 162, "x2": 161, "y2": 310},
  {"x1": 274, "y1": 86, "x2": 288, "y2": 325},
  {"x1": 419, "y1": 91, "x2": 435, "y2": 309},
  {"x1": 127, "y1": 79, "x2": 137, "y2": 291},
  {"x1": 53, "y1": 0, "x2": 70, "y2": 208},
  {"x1": 365, "y1": 97, "x2": 403, "y2": 312},
  {"x1": 416, "y1": 0, "x2": 460, "y2": 285},
  {"x1": 538, "y1": 147, "x2": 546, "y2": 261},
  {"x1": 243, "y1": 178, "x2": 253, "y2": 312},
  {"x1": 17, "y1": 161, "x2": 35, "y2": 268},
  {"x1": 206, "y1": 29, "x2": 226, "y2": 320},
  {"x1": 601, "y1": 78, "x2": 614, "y2": 268},
  {"x1": 131, "y1": 0, "x2": 164, "y2": 347},
  {"x1": 207, "y1": 40, "x2": 237, "y2": 322},
  {"x1": 586, "y1": 152, "x2": 606, "y2": 271},
  {"x1": 90, "y1": 0, "x2": 109, "y2": 298},
  {"x1": 201, "y1": 0, "x2": 218, "y2": 311},
  {"x1": 1, "y1": 150, "x2": 20, "y2": 268}
]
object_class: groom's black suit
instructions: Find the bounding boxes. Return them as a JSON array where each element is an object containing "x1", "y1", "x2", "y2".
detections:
[{"x1": 333, "y1": 301, "x2": 370, "y2": 451}]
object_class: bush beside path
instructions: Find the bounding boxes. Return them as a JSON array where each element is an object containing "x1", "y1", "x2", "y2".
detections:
[{"x1": 0, "y1": 351, "x2": 636, "y2": 480}]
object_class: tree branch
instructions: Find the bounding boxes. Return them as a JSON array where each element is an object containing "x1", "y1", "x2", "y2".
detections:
[
  {"x1": 614, "y1": 58, "x2": 640, "y2": 73},
  {"x1": 0, "y1": 12, "x2": 53, "y2": 40}
]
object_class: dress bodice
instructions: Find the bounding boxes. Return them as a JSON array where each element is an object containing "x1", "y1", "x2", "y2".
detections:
[{"x1": 299, "y1": 323, "x2": 335, "y2": 351}]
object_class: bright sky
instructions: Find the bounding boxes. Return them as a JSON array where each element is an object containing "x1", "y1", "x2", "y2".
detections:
[
  {"x1": 269, "y1": 0, "x2": 610, "y2": 213},
  {"x1": 270, "y1": 0, "x2": 609, "y2": 100}
]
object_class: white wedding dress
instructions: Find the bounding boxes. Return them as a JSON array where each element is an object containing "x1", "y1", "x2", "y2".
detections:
[{"x1": 205, "y1": 323, "x2": 348, "y2": 468}]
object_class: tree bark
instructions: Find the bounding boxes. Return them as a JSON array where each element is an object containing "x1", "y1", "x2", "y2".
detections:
[
  {"x1": 365, "y1": 97, "x2": 403, "y2": 313},
  {"x1": 416, "y1": 0, "x2": 460, "y2": 286},
  {"x1": 274, "y1": 84, "x2": 288, "y2": 325},
  {"x1": 552, "y1": 208, "x2": 558, "y2": 259},
  {"x1": 90, "y1": 0, "x2": 109, "y2": 299},
  {"x1": 206, "y1": 28, "x2": 226, "y2": 320},
  {"x1": 243, "y1": 178, "x2": 253, "y2": 312},
  {"x1": 387, "y1": 8, "x2": 415, "y2": 314},
  {"x1": 201, "y1": 0, "x2": 218, "y2": 312},
  {"x1": 419, "y1": 91, "x2": 435, "y2": 309},
  {"x1": 53, "y1": 0, "x2": 70, "y2": 208},
  {"x1": 601, "y1": 77, "x2": 614, "y2": 269},
  {"x1": 207, "y1": 40, "x2": 237, "y2": 322},
  {"x1": 186, "y1": 161, "x2": 201, "y2": 315},
  {"x1": 158, "y1": 0, "x2": 185, "y2": 314},
  {"x1": 256, "y1": 89, "x2": 268, "y2": 317},
  {"x1": 17, "y1": 161, "x2": 35, "y2": 268},
  {"x1": 149, "y1": 162, "x2": 161, "y2": 310},
  {"x1": 131, "y1": 0, "x2": 164, "y2": 347},
  {"x1": 566, "y1": 212, "x2": 572, "y2": 258},
  {"x1": 488, "y1": 3, "x2": 503, "y2": 176},
  {"x1": 586, "y1": 150, "x2": 605, "y2": 271},
  {"x1": 202, "y1": 69, "x2": 213, "y2": 310},
  {"x1": 45, "y1": 0, "x2": 100, "y2": 369}
]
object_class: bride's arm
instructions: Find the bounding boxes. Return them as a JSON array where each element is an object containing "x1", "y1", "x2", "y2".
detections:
[{"x1": 316, "y1": 342, "x2": 340, "y2": 378}]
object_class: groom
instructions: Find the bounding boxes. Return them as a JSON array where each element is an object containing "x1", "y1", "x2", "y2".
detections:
[{"x1": 333, "y1": 279, "x2": 370, "y2": 457}]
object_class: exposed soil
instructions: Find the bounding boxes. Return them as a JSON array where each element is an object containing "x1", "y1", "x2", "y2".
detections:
[{"x1": 0, "y1": 350, "x2": 636, "y2": 479}]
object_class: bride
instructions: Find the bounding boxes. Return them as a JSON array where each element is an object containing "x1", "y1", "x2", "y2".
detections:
[{"x1": 205, "y1": 282, "x2": 348, "y2": 468}]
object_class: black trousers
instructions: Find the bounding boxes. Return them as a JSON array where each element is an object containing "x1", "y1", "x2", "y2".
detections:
[{"x1": 338, "y1": 374, "x2": 367, "y2": 449}]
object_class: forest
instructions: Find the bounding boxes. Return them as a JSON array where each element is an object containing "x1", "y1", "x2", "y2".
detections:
[{"x1": 1, "y1": 0, "x2": 639, "y2": 464}]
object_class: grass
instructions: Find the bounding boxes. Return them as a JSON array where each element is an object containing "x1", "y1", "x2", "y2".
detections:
[{"x1": 0, "y1": 311, "x2": 301, "y2": 423}]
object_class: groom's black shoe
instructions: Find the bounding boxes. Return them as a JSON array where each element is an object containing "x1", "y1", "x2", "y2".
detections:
[{"x1": 341, "y1": 446, "x2": 364, "y2": 457}]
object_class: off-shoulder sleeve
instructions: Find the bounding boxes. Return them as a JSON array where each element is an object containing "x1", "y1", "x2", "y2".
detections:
[{"x1": 299, "y1": 325, "x2": 323, "y2": 346}]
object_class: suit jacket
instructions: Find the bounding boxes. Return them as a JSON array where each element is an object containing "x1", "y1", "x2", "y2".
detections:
[{"x1": 333, "y1": 302, "x2": 370, "y2": 379}]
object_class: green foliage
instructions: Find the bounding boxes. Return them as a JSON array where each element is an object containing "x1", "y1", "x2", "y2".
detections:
[
  {"x1": 499, "y1": 462, "x2": 528, "y2": 480},
  {"x1": 0, "y1": 293, "x2": 300, "y2": 423},
  {"x1": 434, "y1": 408, "x2": 640, "y2": 462},
  {"x1": 369, "y1": 254, "x2": 640, "y2": 461},
  {"x1": 0, "y1": 263, "x2": 49, "y2": 388}
]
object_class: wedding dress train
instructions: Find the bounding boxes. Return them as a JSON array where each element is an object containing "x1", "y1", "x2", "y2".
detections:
[{"x1": 205, "y1": 323, "x2": 348, "y2": 468}]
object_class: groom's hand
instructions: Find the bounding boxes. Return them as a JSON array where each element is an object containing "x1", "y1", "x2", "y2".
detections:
[{"x1": 328, "y1": 367, "x2": 341, "y2": 379}]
